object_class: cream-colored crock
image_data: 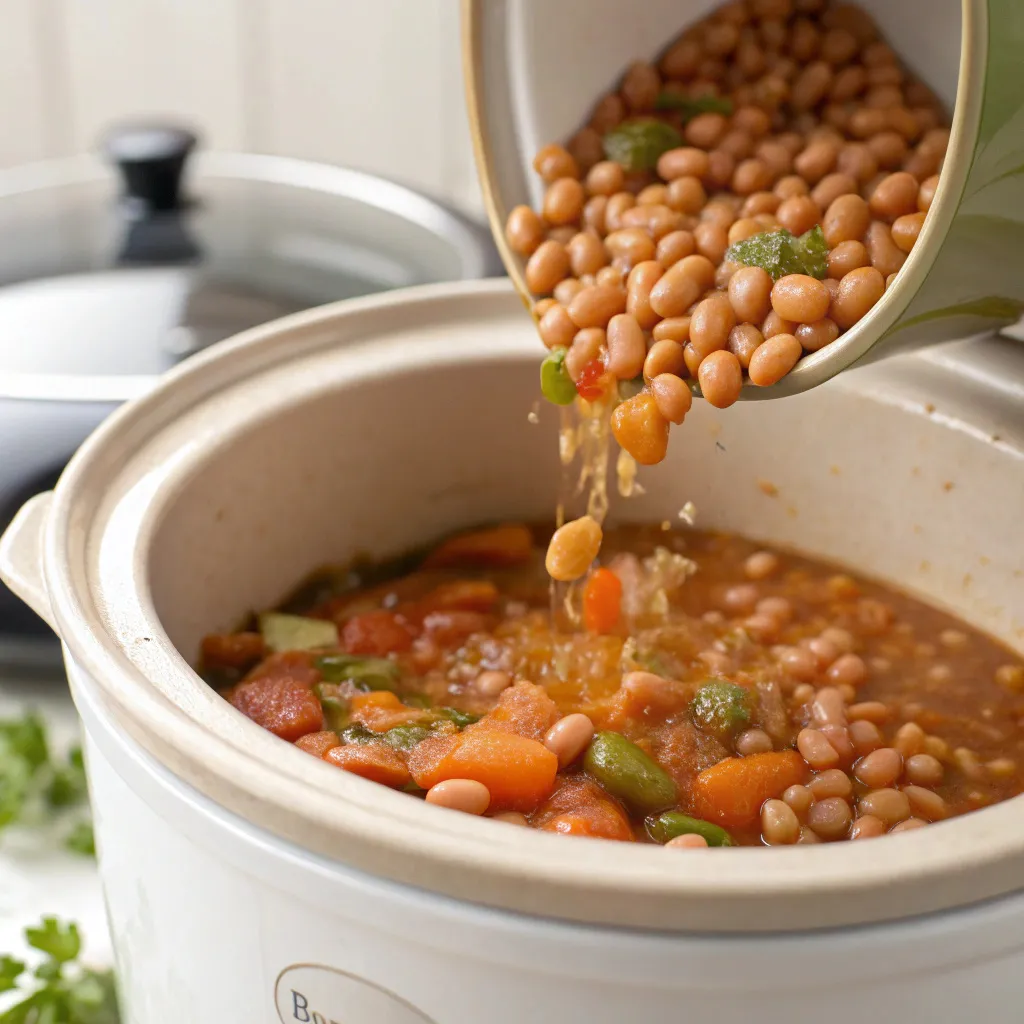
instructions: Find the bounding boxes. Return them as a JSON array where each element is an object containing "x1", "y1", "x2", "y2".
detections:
[
  {"x1": 464, "y1": 0, "x2": 1024, "y2": 396},
  {"x1": 2, "y1": 280, "x2": 1024, "y2": 1022}
]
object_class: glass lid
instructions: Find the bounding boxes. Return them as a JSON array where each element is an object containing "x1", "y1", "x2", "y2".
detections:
[{"x1": 0, "y1": 125, "x2": 499, "y2": 401}]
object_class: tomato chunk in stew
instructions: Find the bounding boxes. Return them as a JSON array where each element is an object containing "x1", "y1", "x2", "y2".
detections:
[{"x1": 202, "y1": 524, "x2": 1024, "y2": 846}]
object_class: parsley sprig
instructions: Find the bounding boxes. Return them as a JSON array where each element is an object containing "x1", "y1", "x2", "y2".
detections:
[
  {"x1": 0, "y1": 917, "x2": 119, "y2": 1023},
  {"x1": 0, "y1": 713, "x2": 93, "y2": 855}
]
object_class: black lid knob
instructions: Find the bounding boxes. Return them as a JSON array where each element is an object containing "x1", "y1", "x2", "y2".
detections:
[{"x1": 102, "y1": 123, "x2": 198, "y2": 215}]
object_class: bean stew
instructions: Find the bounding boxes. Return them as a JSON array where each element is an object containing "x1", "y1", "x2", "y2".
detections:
[{"x1": 202, "y1": 524, "x2": 1024, "y2": 848}]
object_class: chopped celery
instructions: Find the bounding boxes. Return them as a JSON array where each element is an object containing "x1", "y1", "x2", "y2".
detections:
[
  {"x1": 258, "y1": 612, "x2": 338, "y2": 652},
  {"x1": 691, "y1": 681, "x2": 751, "y2": 739},
  {"x1": 540, "y1": 348, "x2": 577, "y2": 406},
  {"x1": 654, "y1": 92, "x2": 733, "y2": 119},
  {"x1": 315, "y1": 653, "x2": 399, "y2": 691}
]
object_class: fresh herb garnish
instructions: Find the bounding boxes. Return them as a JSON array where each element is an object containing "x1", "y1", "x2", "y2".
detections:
[
  {"x1": 0, "y1": 713, "x2": 94, "y2": 856},
  {"x1": 724, "y1": 225, "x2": 829, "y2": 281},
  {"x1": 602, "y1": 118, "x2": 683, "y2": 172},
  {"x1": 654, "y1": 92, "x2": 733, "y2": 119},
  {"x1": 0, "y1": 917, "x2": 120, "y2": 1022}
]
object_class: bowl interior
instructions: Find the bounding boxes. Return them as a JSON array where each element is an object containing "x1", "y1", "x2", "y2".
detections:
[
  {"x1": 499, "y1": 0, "x2": 961, "y2": 208},
  {"x1": 149, "y1": 320, "x2": 1020, "y2": 667}
]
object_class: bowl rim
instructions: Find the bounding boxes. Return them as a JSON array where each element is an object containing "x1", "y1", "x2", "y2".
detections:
[
  {"x1": 461, "y1": 0, "x2": 984, "y2": 398},
  {"x1": 36, "y1": 278, "x2": 1024, "y2": 935}
]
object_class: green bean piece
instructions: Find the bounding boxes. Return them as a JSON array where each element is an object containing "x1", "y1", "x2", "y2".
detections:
[
  {"x1": 647, "y1": 810, "x2": 733, "y2": 847},
  {"x1": 540, "y1": 348, "x2": 577, "y2": 406},
  {"x1": 690, "y1": 681, "x2": 751, "y2": 739},
  {"x1": 314, "y1": 684, "x2": 349, "y2": 731},
  {"x1": 583, "y1": 731, "x2": 678, "y2": 814},
  {"x1": 315, "y1": 653, "x2": 399, "y2": 691},
  {"x1": 436, "y1": 707, "x2": 480, "y2": 729},
  {"x1": 382, "y1": 725, "x2": 432, "y2": 752},
  {"x1": 339, "y1": 723, "x2": 377, "y2": 745},
  {"x1": 602, "y1": 118, "x2": 683, "y2": 172}
]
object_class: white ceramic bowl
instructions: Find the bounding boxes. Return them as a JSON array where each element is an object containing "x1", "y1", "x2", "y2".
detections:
[{"x1": 3, "y1": 280, "x2": 1024, "y2": 1022}]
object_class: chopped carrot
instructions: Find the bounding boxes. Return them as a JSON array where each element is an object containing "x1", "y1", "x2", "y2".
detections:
[
  {"x1": 474, "y1": 681, "x2": 560, "y2": 740},
  {"x1": 341, "y1": 610, "x2": 416, "y2": 656},
  {"x1": 325, "y1": 743, "x2": 410, "y2": 788},
  {"x1": 228, "y1": 674, "x2": 323, "y2": 741},
  {"x1": 583, "y1": 568, "x2": 622, "y2": 635},
  {"x1": 691, "y1": 750, "x2": 808, "y2": 828},
  {"x1": 534, "y1": 776, "x2": 634, "y2": 841},
  {"x1": 294, "y1": 730, "x2": 341, "y2": 758},
  {"x1": 409, "y1": 729, "x2": 558, "y2": 813},
  {"x1": 201, "y1": 631, "x2": 266, "y2": 671},
  {"x1": 349, "y1": 690, "x2": 424, "y2": 733},
  {"x1": 423, "y1": 524, "x2": 534, "y2": 569}
]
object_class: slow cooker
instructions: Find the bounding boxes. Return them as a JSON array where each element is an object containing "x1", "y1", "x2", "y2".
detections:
[{"x1": 2, "y1": 280, "x2": 1023, "y2": 1022}]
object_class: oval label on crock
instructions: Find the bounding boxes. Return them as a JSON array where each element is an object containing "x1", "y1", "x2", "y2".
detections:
[{"x1": 275, "y1": 964, "x2": 436, "y2": 1024}]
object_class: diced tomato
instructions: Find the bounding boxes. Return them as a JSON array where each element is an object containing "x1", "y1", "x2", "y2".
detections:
[
  {"x1": 325, "y1": 743, "x2": 411, "y2": 788},
  {"x1": 582, "y1": 568, "x2": 622, "y2": 635},
  {"x1": 348, "y1": 690, "x2": 424, "y2": 733},
  {"x1": 534, "y1": 776, "x2": 634, "y2": 841},
  {"x1": 200, "y1": 631, "x2": 266, "y2": 671},
  {"x1": 409, "y1": 729, "x2": 557, "y2": 813},
  {"x1": 341, "y1": 610, "x2": 416, "y2": 656},
  {"x1": 228, "y1": 674, "x2": 324, "y2": 741},
  {"x1": 294, "y1": 730, "x2": 341, "y2": 758},
  {"x1": 423, "y1": 524, "x2": 534, "y2": 569},
  {"x1": 474, "y1": 681, "x2": 559, "y2": 740},
  {"x1": 575, "y1": 358, "x2": 613, "y2": 401},
  {"x1": 243, "y1": 649, "x2": 321, "y2": 687}
]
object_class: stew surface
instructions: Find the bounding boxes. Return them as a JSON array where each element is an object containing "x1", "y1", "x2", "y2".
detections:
[{"x1": 202, "y1": 524, "x2": 1024, "y2": 848}]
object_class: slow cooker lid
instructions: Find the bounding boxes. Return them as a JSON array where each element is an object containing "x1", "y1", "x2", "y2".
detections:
[{"x1": 0, "y1": 124, "x2": 497, "y2": 397}]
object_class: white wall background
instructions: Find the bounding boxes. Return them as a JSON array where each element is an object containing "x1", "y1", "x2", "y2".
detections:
[{"x1": 0, "y1": 0, "x2": 485, "y2": 217}]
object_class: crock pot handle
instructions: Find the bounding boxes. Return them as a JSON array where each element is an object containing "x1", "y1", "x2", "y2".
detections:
[{"x1": 0, "y1": 492, "x2": 56, "y2": 630}]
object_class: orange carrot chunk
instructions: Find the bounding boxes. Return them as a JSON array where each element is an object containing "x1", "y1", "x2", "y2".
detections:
[
  {"x1": 583, "y1": 568, "x2": 623, "y2": 634},
  {"x1": 325, "y1": 743, "x2": 411, "y2": 788},
  {"x1": 201, "y1": 631, "x2": 266, "y2": 671},
  {"x1": 691, "y1": 750, "x2": 808, "y2": 828},
  {"x1": 348, "y1": 690, "x2": 425, "y2": 733},
  {"x1": 294, "y1": 730, "x2": 341, "y2": 758},
  {"x1": 410, "y1": 729, "x2": 558, "y2": 813},
  {"x1": 423, "y1": 524, "x2": 535, "y2": 569}
]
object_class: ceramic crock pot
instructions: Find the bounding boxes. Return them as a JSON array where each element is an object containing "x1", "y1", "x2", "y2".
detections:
[
  {"x1": 463, "y1": 0, "x2": 1024, "y2": 394},
  {"x1": 2, "y1": 279, "x2": 1024, "y2": 1023},
  {"x1": 0, "y1": 124, "x2": 499, "y2": 663}
]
